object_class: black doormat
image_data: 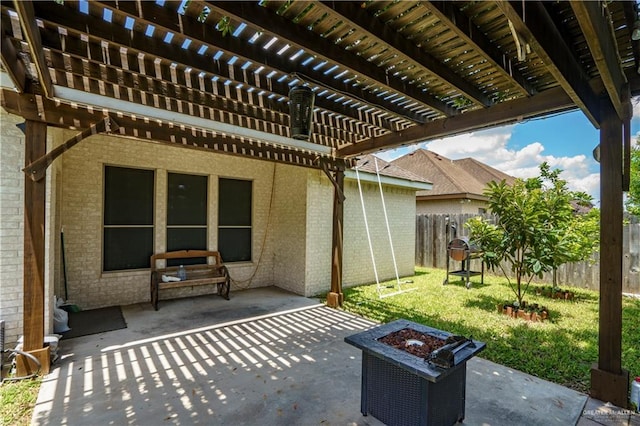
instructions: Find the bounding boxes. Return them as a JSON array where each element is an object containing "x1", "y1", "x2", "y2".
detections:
[{"x1": 62, "y1": 306, "x2": 127, "y2": 339}]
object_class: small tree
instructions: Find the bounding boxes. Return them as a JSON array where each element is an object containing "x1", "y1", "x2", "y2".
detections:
[
  {"x1": 465, "y1": 178, "x2": 549, "y2": 306},
  {"x1": 466, "y1": 163, "x2": 598, "y2": 305},
  {"x1": 627, "y1": 138, "x2": 640, "y2": 216},
  {"x1": 534, "y1": 164, "x2": 599, "y2": 289}
]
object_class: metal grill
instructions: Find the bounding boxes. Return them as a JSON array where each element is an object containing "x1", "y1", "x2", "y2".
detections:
[{"x1": 443, "y1": 237, "x2": 484, "y2": 289}]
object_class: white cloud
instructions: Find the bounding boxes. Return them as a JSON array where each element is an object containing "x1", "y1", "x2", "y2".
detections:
[{"x1": 378, "y1": 127, "x2": 601, "y2": 205}]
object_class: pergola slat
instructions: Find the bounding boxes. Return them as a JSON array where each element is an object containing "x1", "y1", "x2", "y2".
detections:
[{"x1": 497, "y1": 0, "x2": 601, "y2": 126}]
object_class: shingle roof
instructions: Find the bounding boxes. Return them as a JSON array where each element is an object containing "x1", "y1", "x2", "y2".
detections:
[
  {"x1": 391, "y1": 149, "x2": 514, "y2": 198},
  {"x1": 354, "y1": 154, "x2": 431, "y2": 184},
  {"x1": 454, "y1": 158, "x2": 517, "y2": 187}
]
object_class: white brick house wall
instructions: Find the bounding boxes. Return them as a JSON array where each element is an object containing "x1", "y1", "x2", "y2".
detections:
[
  {"x1": 304, "y1": 171, "x2": 334, "y2": 297},
  {"x1": 343, "y1": 180, "x2": 416, "y2": 287},
  {"x1": 304, "y1": 172, "x2": 418, "y2": 296},
  {"x1": 270, "y1": 164, "x2": 307, "y2": 295},
  {"x1": 0, "y1": 111, "x2": 26, "y2": 346},
  {"x1": 58, "y1": 131, "x2": 281, "y2": 309}
]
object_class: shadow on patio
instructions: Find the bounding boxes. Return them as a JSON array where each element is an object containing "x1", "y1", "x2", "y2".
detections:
[
  {"x1": 34, "y1": 288, "x2": 380, "y2": 425},
  {"x1": 31, "y1": 287, "x2": 633, "y2": 425}
]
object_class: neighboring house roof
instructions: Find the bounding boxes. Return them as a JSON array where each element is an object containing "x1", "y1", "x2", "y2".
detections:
[
  {"x1": 345, "y1": 154, "x2": 432, "y2": 191},
  {"x1": 391, "y1": 149, "x2": 515, "y2": 200},
  {"x1": 454, "y1": 157, "x2": 517, "y2": 188}
]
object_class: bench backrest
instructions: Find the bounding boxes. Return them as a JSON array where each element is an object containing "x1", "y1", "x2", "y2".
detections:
[{"x1": 150, "y1": 250, "x2": 224, "y2": 271}]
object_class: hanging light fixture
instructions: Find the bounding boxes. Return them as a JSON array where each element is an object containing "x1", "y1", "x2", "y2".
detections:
[{"x1": 288, "y1": 86, "x2": 315, "y2": 141}]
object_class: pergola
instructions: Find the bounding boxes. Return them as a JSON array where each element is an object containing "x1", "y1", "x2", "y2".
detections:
[{"x1": 1, "y1": 0, "x2": 638, "y2": 407}]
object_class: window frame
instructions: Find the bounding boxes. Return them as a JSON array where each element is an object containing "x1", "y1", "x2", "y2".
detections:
[
  {"x1": 102, "y1": 165, "x2": 155, "y2": 272},
  {"x1": 217, "y1": 177, "x2": 253, "y2": 263},
  {"x1": 166, "y1": 172, "x2": 209, "y2": 266}
]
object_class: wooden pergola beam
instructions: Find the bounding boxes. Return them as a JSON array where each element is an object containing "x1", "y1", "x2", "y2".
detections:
[
  {"x1": 0, "y1": 34, "x2": 27, "y2": 92},
  {"x1": 13, "y1": 0, "x2": 52, "y2": 98},
  {"x1": 1, "y1": 89, "x2": 352, "y2": 172},
  {"x1": 571, "y1": 1, "x2": 631, "y2": 122},
  {"x1": 79, "y1": 1, "x2": 421, "y2": 128},
  {"x1": 207, "y1": 1, "x2": 457, "y2": 118},
  {"x1": 338, "y1": 86, "x2": 573, "y2": 157},
  {"x1": 422, "y1": 1, "x2": 535, "y2": 97},
  {"x1": 31, "y1": 1, "x2": 399, "y2": 134},
  {"x1": 317, "y1": 0, "x2": 493, "y2": 107},
  {"x1": 497, "y1": 1, "x2": 600, "y2": 126}
]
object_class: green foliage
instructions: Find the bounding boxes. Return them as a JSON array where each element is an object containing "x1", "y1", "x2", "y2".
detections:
[
  {"x1": 338, "y1": 267, "x2": 640, "y2": 394},
  {"x1": 465, "y1": 163, "x2": 598, "y2": 305},
  {"x1": 627, "y1": 138, "x2": 640, "y2": 216},
  {"x1": 453, "y1": 96, "x2": 473, "y2": 108},
  {"x1": 216, "y1": 16, "x2": 234, "y2": 37}
]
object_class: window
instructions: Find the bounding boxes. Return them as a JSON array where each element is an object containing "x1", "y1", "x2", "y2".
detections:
[
  {"x1": 167, "y1": 173, "x2": 208, "y2": 266},
  {"x1": 103, "y1": 166, "x2": 154, "y2": 271},
  {"x1": 218, "y1": 178, "x2": 252, "y2": 262}
]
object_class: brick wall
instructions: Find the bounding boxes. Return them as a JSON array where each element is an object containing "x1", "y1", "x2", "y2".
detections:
[
  {"x1": 304, "y1": 172, "x2": 418, "y2": 296},
  {"x1": 304, "y1": 171, "x2": 333, "y2": 297},
  {"x1": 271, "y1": 165, "x2": 307, "y2": 295},
  {"x1": 343, "y1": 179, "x2": 416, "y2": 287},
  {"x1": 58, "y1": 132, "x2": 288, "y2": 309},
  {"x1": 0, "y1": 111, "x2": 25, "y2": 346}
]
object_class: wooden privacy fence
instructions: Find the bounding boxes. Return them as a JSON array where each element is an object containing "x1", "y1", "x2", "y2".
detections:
[{"x1": 416, "y1": 214, "x2": 639, "y2": 294}]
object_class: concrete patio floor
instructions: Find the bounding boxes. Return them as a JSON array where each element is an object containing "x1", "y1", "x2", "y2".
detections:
[{"x1": 32, "y1": 287, "x2": 638, "y2": 425}]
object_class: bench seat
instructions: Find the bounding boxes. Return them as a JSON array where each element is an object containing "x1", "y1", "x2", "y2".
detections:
[{"x1": 150, "y1": 250, "x2": 230, "y2": 310}]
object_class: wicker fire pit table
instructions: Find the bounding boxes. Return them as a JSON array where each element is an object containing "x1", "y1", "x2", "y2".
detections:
[{"x1": 345, "y1": 319, "x2": 485, "y2": 426}]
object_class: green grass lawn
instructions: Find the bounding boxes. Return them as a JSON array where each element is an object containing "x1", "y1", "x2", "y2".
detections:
[
  {"x1": 0, "y1": 378, "x2": 41, "y2": 426},
  {"x1": 339, "y1": 266, "x2": 640, "y2": 394}
]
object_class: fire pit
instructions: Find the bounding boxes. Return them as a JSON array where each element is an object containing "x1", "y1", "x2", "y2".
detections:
[{"x1": 345, "y1": 320, "x2": 485, "y2": 426}]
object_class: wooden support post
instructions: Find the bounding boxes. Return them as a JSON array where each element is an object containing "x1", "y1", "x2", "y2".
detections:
[
  {"x1": 328, "y1": 170, "x2": 345, "y2": 308},
  {"x1": 590, "y1": 100, "x2": 628, "y2": 407},
  {"x1": 22, "y1": 120, "x2": 50, "y2": 373},
  {"x1": 16, "y1": 347, "x2": 50, "y2": 377}
]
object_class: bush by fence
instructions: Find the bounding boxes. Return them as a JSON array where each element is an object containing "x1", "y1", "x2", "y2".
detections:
[{"x1": 416, "y1": 213, "x2": 639, "y2": 294}]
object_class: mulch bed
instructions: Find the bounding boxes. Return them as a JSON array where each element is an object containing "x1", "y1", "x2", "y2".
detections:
[{"x1": 378, "y1": 328, "x2": 446, "y2": 358}]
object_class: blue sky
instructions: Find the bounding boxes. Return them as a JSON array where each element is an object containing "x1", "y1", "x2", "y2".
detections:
[{"x1": 377, "y1": 101, "x2": 640, "y2": 207}]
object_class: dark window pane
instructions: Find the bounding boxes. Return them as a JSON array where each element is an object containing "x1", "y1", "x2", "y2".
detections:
[
  {"x1": 104, "y1": 166, "x2": 154, "y2": 225},
  {"x1": 218, "y1": 179, "x2": 252, "y2": 226},
  {"x1": 166, "y1": 228, "x2": 207, "y2": 266},
  {"x1": 168, "y1": 173, "x2": 207, "y2": 226},
  {"x1": 103, "y1": 228, "x2": 153, "y2": 271},
  {"x1": 218, "y1": 228, "x2": 251, "y2": 262}
]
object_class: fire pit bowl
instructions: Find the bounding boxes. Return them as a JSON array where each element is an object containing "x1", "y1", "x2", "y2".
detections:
[{"x1": 345, "y1": 320, "x2": 485, "y2": 426}]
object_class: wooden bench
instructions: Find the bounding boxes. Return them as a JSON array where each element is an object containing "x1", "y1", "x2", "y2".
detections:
[{"x1": 150, "y1": 250, "x2": 230, "y2": 310}]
